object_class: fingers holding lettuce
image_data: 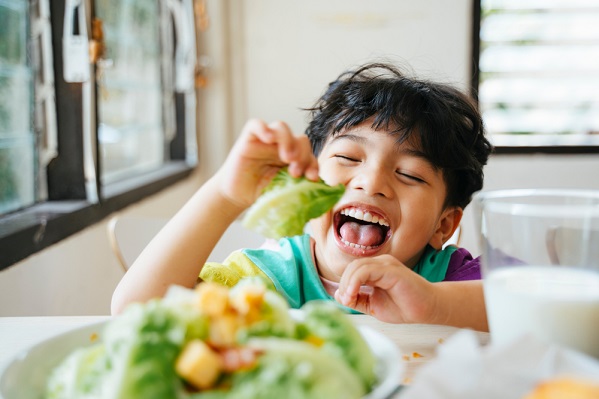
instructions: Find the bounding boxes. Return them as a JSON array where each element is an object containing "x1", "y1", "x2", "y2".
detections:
[{"x1": 215, "y1": 119, "x2": 320, "y2": 211}]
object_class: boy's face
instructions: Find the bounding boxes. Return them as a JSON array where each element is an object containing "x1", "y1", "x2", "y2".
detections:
[{"x1": 309, "y1": 122, "x2": 461, "y2": 281}]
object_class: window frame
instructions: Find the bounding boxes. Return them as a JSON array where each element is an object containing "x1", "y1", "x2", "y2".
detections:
[
  {"x1": 472, "y1": 0, "x2": 599, "y2": 155},
  {"x1": 0, "y1": 0, "x2": 196, "y2": 271}
]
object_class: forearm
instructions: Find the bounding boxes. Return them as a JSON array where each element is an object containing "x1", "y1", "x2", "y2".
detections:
[
  {"x1": 111, "y1": 176, "x2": 246, "y2": 314},
  {"x1": 429, "y1": 280, "x2": 489, "y2": 332}
]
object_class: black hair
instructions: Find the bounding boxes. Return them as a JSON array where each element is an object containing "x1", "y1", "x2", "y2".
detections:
[{"x1": 305, "y1": 62, "x2": 493, "y2": 209}]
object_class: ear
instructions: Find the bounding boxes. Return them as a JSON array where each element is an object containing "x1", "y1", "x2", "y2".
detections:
[{"x1": 429, "y1": 207, "x2": 463, "y2": 250}]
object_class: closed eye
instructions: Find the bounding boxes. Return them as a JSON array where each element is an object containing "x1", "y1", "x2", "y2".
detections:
[
  {"x1": 397, "y1": 172, "x2": 425, "y2": 183},
  {"x1": 334, "y1": 154, "x2": 359, "y2": 163}
]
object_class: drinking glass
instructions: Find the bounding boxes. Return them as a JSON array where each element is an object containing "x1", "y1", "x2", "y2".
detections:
[{"x1": 473, "y1": 189, "x2": 599, "y2": 358}]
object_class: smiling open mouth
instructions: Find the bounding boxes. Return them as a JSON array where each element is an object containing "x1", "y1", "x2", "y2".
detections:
[{"x1": 335, "y1": 207, "x2": 391, "y2": 250}]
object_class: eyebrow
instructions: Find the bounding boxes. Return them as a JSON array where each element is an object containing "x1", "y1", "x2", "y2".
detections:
[
  {"x1": 399, "y1": 147, "x2": 440, "y2": 174},
  {"x1": 398, "y1": 146, "x2": 428, "y2": 161},
  {"x1": 330, "y1": 131, "x2": 437, "y2": 169},
  {"x1": 329, "y1": 133, "x2": 368, "y2": 145}
]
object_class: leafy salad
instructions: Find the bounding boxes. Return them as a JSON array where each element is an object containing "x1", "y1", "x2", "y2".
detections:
[
  {"x1": 242, "y1": 168, "x2": 345, "y2": 239},
  {"x1": 46, "y1": 278, "x2": 377, "y2": 399}
]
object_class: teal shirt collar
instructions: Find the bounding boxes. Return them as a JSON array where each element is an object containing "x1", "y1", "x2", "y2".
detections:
[
  {"x1": 244, "y1": 237, "x2": 457, "y2": 310},
  {"x1": 412, "y1": 245, "x2": 458, "y2": 282},
  {"x1": 243, "y1": 235, "x2": 359, "y2": 313}
]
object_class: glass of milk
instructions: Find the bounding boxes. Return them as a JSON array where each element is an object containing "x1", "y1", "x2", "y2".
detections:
[{"x1": 473, "y1": 189, "x2": 599, "y2": 358}]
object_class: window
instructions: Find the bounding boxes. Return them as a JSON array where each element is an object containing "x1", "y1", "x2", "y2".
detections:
[
  {"x1": 96, "y1": 0, "x2": 168, "y2": 184},
  {"x1": 0, "y1": 0, "x2": 199, "y2": 270},
  {"x1": 476, "y1": 0, "x2": 599, "y2": 152},
  {"x1": 0, "y1": 0, "x2": 36, "y2": 215}
]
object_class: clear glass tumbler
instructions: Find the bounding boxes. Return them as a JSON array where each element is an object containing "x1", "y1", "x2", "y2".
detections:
[{"x1": 473, "y1": 189, "x2": 599, "y2": 358}]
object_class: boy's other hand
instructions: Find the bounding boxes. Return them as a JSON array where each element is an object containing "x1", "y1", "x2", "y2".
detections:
[
  {"x1": 334, "y1": 254, "x2": 438, "y2": 324},
  {"x1": 215, "y1": 119, "x2": 319, "y2": 210}
]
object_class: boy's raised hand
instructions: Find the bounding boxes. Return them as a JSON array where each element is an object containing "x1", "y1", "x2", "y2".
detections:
[
  {"x1": 215, "y1": 119, "x2": 319, "y2": 210},
  {"x1": 112, "y1": 119, "x2": 319, "y2": 315}
]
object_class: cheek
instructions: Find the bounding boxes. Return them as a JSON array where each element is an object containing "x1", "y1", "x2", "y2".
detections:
[
  {"x1": 309, "y1": 213, "x2": 333, "y2": 237},
  {"x1": 318, "y1": 162, "x2": 345, "y2": 187}
]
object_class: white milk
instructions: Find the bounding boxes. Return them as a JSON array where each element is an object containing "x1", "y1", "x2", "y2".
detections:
[{"x1": 484, "y1": 266, "x2": 599, "y2": 358}]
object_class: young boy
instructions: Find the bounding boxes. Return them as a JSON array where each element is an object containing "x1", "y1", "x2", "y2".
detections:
[{"x1": 112, "y1": 63, "x2": 493, "y2": 331}]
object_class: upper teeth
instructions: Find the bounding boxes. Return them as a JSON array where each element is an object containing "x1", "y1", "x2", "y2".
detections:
[{"x1": 341, "y1": 208, "x2": 389, "y2": 226}]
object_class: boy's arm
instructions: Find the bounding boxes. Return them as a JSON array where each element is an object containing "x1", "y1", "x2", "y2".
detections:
[
  {"x1": 334, "y1": 254, "x2": 489, "y2": 331},
  {"x1": 111, "y1": 177, "x2": 244, "y2": 315},
  {"x1": 111, "y1": 119, "x2": 319, "y2": 315},
  {"x1": 429, "y1": 280, "x2": 488, "y2": 331}
]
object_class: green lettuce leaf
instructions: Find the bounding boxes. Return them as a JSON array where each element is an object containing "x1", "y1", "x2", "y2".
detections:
[
  {"x1": 46, "y1": 344, "x2": 108, "y2": 399},
  {"x1": 101, "y1": 300, "x2": 208, "y2": 399},
  {"x1": 46, "y1": 299, "x2": 208, "y2": 399},
  {"x1": 190, "y1": 338, "x2": 365, "y2": 399},
  {"x1": 242, "y1": 168, "x2": 345, "y2": 239},
  {"x1": 301, "y1": 301, "x2": 377, "y2": 391}
]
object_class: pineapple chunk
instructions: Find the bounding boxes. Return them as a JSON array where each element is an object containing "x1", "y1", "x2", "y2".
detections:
[
  {"x1": 229, "y1": 282, "x2": 265, "y2": 317},
  {"x1": 175, "y1": 339, "x2": 223, "y2": 390},
  {"x1": 208, "y1": 311, "x2": 240, "y2": 348},
  {"x1": 195, "y1": 282, "x2": 230, "y2": 316}
]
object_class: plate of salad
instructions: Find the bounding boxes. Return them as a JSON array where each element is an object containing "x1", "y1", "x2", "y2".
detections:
[{"x1": 0, "y1": 278, "x2": 403, "y2": 399}]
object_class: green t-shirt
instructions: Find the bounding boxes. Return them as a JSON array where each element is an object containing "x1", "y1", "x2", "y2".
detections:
[{"x1": 200, "y1": 234, "x2": 457, "y2": 309}]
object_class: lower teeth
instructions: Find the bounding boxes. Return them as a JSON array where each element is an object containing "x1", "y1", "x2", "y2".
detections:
[{"x1": 341, "y1": 239, "x2": 374, "y2": 250}]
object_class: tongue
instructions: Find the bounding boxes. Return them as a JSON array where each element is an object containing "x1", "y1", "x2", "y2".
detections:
[{"x1": 339, "y1": 221, "x2": 384, "y2": 247}]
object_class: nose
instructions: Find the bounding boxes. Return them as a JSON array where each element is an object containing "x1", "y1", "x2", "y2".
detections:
[{"x1": 348, "y1": 164, "x2": 394, "y2": 198}]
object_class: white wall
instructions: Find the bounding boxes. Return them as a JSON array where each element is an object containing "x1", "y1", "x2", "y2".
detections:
[
  {"x1": 233, "y1": 0, "x2": 599, "y2": 256},
  {"x1": 235, "y1": 0, "x2": 474, "y2": 135},
  {"x1": 1, "y1": 0, "x2": 597, "y2": 315},
  {"x1": 461, "y1": 155, "x2": 599, "y2": 255}
]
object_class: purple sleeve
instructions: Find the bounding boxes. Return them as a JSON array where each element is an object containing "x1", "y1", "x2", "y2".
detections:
[{"x1": 444, "y1": 248, "x2": 481, "y2": 281}]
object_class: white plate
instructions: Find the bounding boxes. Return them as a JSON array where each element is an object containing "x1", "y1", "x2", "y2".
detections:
[{"x1": 0, "y1": 320, "x2": 403, "y2": 399}]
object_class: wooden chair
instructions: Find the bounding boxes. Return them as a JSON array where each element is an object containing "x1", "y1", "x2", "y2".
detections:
[
  {"x1": 107, "y1": 215, "x2": 168, "y2": 272},
  {"x1": 107, "y1": 215, "x2": 265, "y2": 272}
]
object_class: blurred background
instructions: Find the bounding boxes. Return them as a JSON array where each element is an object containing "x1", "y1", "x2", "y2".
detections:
[{"x1": 1, "y1": 0, "x2": 598, "y2": 315}]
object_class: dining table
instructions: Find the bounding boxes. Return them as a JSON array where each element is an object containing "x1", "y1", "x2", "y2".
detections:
[{"x1": 0, "y1": 315, "x2": 490, "y2": 397}]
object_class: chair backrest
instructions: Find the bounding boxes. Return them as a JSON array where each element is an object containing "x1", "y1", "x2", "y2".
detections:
[
  {"x1": 107, "y1": 216, "x2": 168, "y2": 272},
  {"x1": 107, "y1": 215, "x2": 267, "y2": 272},
  {"x1": 546, "y1": 226, "x2": 599, "y2": 267}
]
